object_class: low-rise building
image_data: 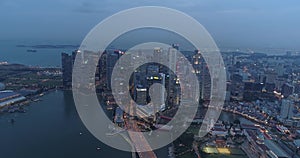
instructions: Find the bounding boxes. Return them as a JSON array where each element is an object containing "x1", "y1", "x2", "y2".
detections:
[{"x1": 0, "y1": 90, "x2": 26, "y2": 108}]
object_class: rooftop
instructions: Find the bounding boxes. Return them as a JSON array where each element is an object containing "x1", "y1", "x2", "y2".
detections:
[
  {"x1": 264, "y1": 140, "x2": 289, "y2": 158},
  {"x1": 0, "y1": 90, "x2": 21, "y2": 101}
]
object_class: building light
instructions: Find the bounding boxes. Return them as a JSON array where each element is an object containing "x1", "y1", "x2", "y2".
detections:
[{"x1": 136, "y1": 88, "x2": 147, "y2": 92}]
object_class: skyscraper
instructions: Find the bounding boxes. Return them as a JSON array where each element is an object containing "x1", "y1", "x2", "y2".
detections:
[
  {"x1": 200, "y1": 53, "x2": 211, "y2": 101},
  {"x1": 106, "y1": 50, "x2": 121, "y2": 90},
  {"x1": 135, "y1": 85, "x2": 148, "y2": 105},
  {"x1": 61, "y1": 53, "x2": 73, "y2": 88},
  {"x1": 167, "y1": 47, "x2": 178, "y2": 105},
  {"x1": 281, "y1": 83, "x2": 294, "y2": 98},
  {"x1": 280, "y1": 99, "x2": 294, "y2": 119},
  {"x1": 61, "y1": 50, "x2": 78, "y2": 88}
]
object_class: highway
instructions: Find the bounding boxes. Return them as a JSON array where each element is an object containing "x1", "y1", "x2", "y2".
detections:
[{"x1": 125, "y1": 101, "x2": 157, "y2": 158}]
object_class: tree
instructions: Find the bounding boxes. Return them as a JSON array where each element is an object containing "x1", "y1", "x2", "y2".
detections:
[{"x1": 234, "y1": 119, "x2": 240, "y2": 125}]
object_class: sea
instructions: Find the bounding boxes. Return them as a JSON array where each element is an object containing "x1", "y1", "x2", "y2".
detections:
[
  {"x1": 0, "y1": 40, "x2": 76, "y2": 67},
  {"x1": 0, "y1": 39, "x2": 291, "y2": 67}
]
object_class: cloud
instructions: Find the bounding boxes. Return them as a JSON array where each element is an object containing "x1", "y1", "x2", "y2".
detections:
[
  {"x1": 0, "y1": 0, "x2": 19, "y2": 9},
  {"x1": 73, "y1": 2, "x2": 107, "y2": 13},
  {"x1": 71, "y1": 0, "x2": 206, "y2": 14},
  {"x1": 216, "y1": 8, "x2": 257, "y2": 14}
]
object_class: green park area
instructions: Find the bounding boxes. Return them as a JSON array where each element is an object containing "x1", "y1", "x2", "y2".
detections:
[
  {"x1": 1, "y1": 65, "x2": 62, "y2": 90},
  {"x1": 202, "y1": 147, "x2": 246, "y2": 158}
]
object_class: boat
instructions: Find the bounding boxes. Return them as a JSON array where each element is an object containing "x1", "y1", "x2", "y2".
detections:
[
  {"x1": 26, "y1": 49, "x2": 37, "y2": 52},
  {"x1": 17, "y1": 107, "x2": 26, "y2": 113},
  {"x1": 32, "y1": 99, "x2": 40, "y2": 102}
]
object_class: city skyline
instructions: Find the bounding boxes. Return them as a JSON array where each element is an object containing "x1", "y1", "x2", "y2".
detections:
[{"x1": 1, "y1": 1, "x2": 300, "y2": 158}]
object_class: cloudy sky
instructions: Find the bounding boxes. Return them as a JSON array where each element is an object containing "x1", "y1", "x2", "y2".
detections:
[{"x1": 0, "y1": 0, "x2": 299, "y2": 49}]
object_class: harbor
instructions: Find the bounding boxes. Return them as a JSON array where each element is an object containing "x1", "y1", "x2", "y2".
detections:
[{"x1": 0, "y1": 90, "x2": 169, "y2": 158}]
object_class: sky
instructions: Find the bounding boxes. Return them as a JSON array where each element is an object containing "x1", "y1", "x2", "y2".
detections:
[{"x1": 0, "y1": 0, "x2": 300, "y2": 50}]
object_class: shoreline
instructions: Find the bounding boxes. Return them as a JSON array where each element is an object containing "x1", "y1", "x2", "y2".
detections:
[
  {"x1": 0, "y1": 87, "x2": 63, "y2": 114},
  {"x1": 1, "y1": 88, "x2": 265, "y2": 126},
  {"x1": 222, "y1": 108, "x2": 270, "y2": 127}
]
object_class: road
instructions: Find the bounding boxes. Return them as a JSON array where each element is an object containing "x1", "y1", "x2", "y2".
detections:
[{"x1": 125, "y1": 101, "x2": 157, "y2": 158}]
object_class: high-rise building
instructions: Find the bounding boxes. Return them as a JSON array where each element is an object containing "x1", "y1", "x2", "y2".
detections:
[
  {"x1": 265, "y1": 70, "x2": 277, "y2": 84},
  {"x1": 275, "y1": 64, "x2": 285, "y2": 76},
  {"x1": 106, "y1": 50, "x2": 121, "y2": 90},
  {"x1": 275, "y1": 77, "x2": 286, "y2": 90},
  {"x1": 294, "y1": 83, "x2": 300, "y2": 95},
  {"x1": 192, "y1": 50, "x2": 202, "y2": 76},
  {"x1": 280, "y1": 99, "x2": 294, "y2": 119},
  {"x1": 171, "y1": 43, "x2": 179, "y2": 50},
  {"x1": 167, "y1": 47, "x2": 178, "y2": 105},
  {"x1": 265, "y1": 83, "x2": 275, "y2": 93},
  {"x1": 200, "y1": 54, "x2": 211, "y2": 101},
  {"x1": 134, "y1": 85, "x2": 148, "y2": 105},
  {"x1": 153, "y1": 47, "x2": 163, "y2": 71},
  {"x1": 147, "y1": 65, "x2": 159, "y2": 76},
  {"x1": 281, "y1": 83, "x2": 294, "y2": 98},
  {"x1": 192, "y1": 51, "x2": 205, "y2": 101},
  {"x1": 230, "y1": 74, "x2": 244, "y2": 99},
  {"x1": 61, "y1": 50, "x2": 78, "y2": 88},
  {"x1": 97, "y1": 51, "x2": 107, "y2": 90},
  {"x1": 159, "y1": 73, "x2": 166, "y2": 110},
  {"x1": 114, "y1": 107, "x2": 124, "y2": 127},
  {"x1": 0, "y1": 82, "x2": 5, "y2": 91},
  {"x1": 243, "y1": 82, "x2": 264, "y2": 101}
]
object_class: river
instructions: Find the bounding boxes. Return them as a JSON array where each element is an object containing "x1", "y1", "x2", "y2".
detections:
[
  {"x1": 0, "y1": 90, "x2": 253, "y2": 158},
  {"x1": 0, "y1": 90, "x2": 169, "y2": 158}
]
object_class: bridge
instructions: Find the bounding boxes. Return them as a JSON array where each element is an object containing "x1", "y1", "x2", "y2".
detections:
[
  {"x1": 124, "y1": 101, "x2": 157, "y2": 158},
  {"x1": 127, "y1": 120, "x2": 157, "y2": 158}
]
